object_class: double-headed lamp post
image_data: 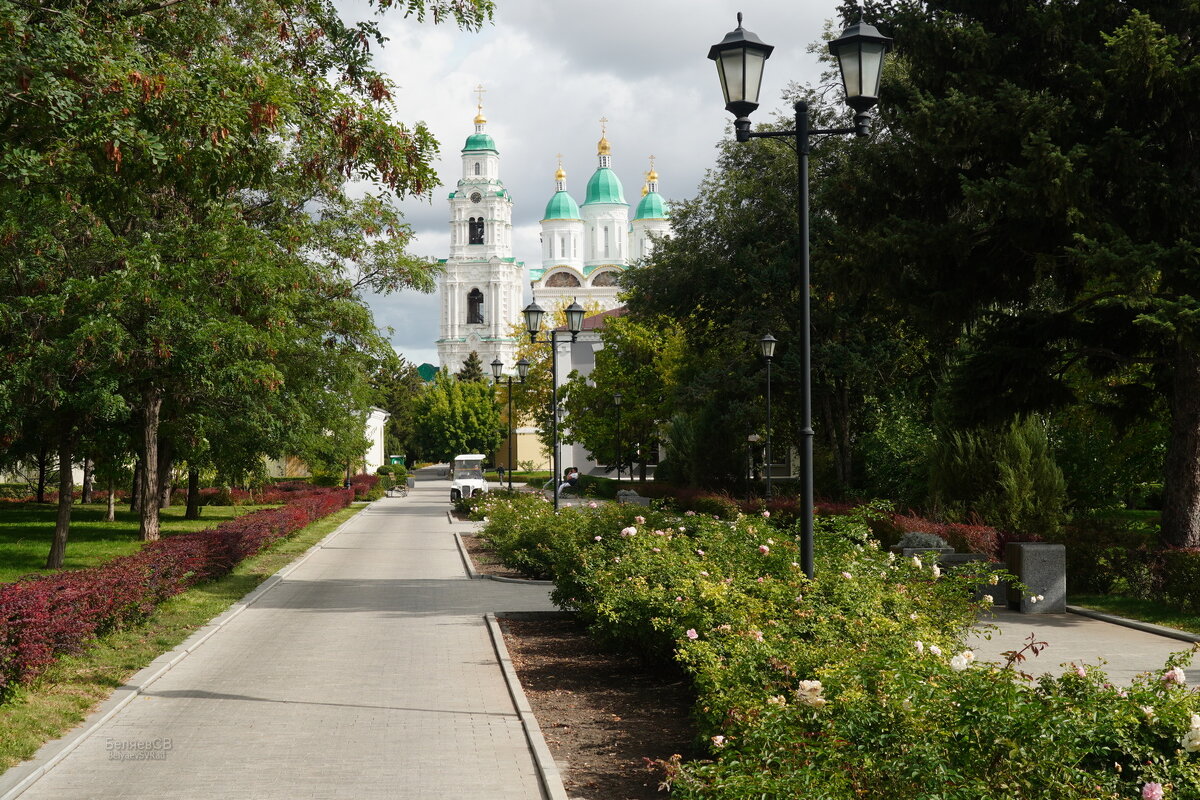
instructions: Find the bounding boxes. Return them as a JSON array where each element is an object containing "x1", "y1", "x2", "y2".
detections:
[
  {"x1": 760, "y1": 334, "x2": 777, "y2": 502},
  {"x1": 613, "y1": 392, "x2": 623, "y2": 485},
  {"x1": 522, "y1": 299, "x2": 585, "y2": 511},
  {"x1": 491, "y1": 356, "x2": 529, "y2": 491},
  {"x1": 710, "y1": 13, "x2": 891, "y2": 579}
]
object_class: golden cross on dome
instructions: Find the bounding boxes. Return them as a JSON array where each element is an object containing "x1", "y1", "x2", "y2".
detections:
[
  {"x1": 649, "y1": 154, "x2": 656, "y2": 172},
  {"x1": 475, "y1": 83, "x2": 487, "y2": 112},
  {"x1": 556, "y1": 153, "x2": 563, "y2": 168},
  {"x1": 599, "y1": 116, "x2": 608, "y2": 137}
]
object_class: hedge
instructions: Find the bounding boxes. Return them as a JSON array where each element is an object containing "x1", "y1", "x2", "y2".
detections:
[{"x1": 0, "y1": 476, "x2": 377, "y2": 702}]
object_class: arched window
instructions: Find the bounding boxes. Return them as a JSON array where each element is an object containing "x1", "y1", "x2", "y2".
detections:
[
  {"x1": 546, "y1": 271, "x2": 581, "y2": 288},
  {"x1": 467, "y1": 288, "x2": 484, "y2": 324},
  {"x1": 603, "y1": 226, "x2": 610, "y2": 258},
  {"x1": 474, "y1": 162, "x2": 481, "y2": 175},
  {"x1": 548, "y1": 235, "x2": 554, "y2": 259},
  {"x1": 592, "y1": 270, "x2": 620, "y2": 287},
  {"x1": 469, "y1": 217, "x2": 484, "y2": 245}
]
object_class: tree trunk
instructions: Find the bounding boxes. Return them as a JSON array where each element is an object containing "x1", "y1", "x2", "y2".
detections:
[
  {"x1": 185, "y1": 467, "x2": 200, "y2": 520},
  {"x1": 46, "y1": 435, "x2": 74, "y2": 569},
  {"x1": 1161, "y1": 340, "x2": 1200, "y2": 548},
  {"x1": 106, "y1": 474, "x2": 116, "y2": 522},
  {"x1": 139, "y1": 390, "x2": 162, "y2": 541},
  {"x1": 81, "y1": 457, "x2": 93, "y2": 504},
  {"x1": 36, "y1": 445, "x2": 48, "y2": 503},
  {"x1": 129, "y1": 459, "x2": 141, "y2": 513},
  {"x1": 157, "y1": 437, "x2": 173, "y2": 509}
]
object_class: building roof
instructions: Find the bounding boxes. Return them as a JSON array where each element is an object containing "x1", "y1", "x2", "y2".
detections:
[
  {"x1": 543, "y1": 190, "x2": 581, "y2": 220},
  {"x1": 463, "y1": 132, "x2": 497, "y2": 152},
  {"x1": 416, "y1": 363, "x2": 439, "y2": 382},
  {"x1": 583, "y1": 167, "x2": 627, "y2": 205},
  {"x1": 633, "y1": 190, "x2": 666, "y2": 221}
]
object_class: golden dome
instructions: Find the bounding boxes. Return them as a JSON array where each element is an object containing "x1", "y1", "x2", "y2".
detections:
[
  {"x1": 474, "y1": 110, "x2": 487, "y2": 124},
  {"x1": 641, "y1": 184, "x2": 649, "y2": 197},
  {"x1": 597, "y1": 136, "x2": 611, "y2": 156},
  {"x1": 647, "y1": 168, "x2": 659, "y2": 181},
  {"x1": 555, "y1": 166, "x2": 566, "y2": 180}
]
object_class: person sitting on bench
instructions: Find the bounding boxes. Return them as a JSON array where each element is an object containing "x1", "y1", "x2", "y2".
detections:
[{"x1": 558, "y1": 467, "x2": 579, "y2": 495}]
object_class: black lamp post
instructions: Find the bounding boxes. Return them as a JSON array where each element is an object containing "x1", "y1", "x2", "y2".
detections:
[
  {"x1": 710, "y1": 13, "x2": 891, "y2": 579},
  {"x1": 491, "y1": 357, "x2": 528, "y2": 492},
  {"x1": 522, "y1": 299, "x2": 585, "y2": 510},
  {"x1": 613, "y1": 392, "x2": 623, "y2": 485},
  {"x1": 759, "y1": 334, "x2": 777, "y2": 501}
]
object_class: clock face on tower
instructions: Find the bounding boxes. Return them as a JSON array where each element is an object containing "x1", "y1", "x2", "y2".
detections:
[{"x1": 470, "y1": 191, "x2": 482, "y2": 203}]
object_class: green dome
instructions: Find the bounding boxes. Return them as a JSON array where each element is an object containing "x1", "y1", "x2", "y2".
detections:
[
  {"x1": 633, "y1": 191, "x2": 666, "y2": 220},
  {"x1": 463, "y1": 133, "x2": 497, "y2": 152},
  {"x1": 583, "y1": 167, "x2": 627, "y2": 205},
  {"x1": 543, "y1": 190, "x2": 581, "y2": 220}
]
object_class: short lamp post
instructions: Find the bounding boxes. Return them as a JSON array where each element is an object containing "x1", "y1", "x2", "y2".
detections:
[
  {"x1": 613, "y1": 392, "x2": 623, "y2": 485},
  {"x1": 522, "y1": 300, "x2": 585, "y2": 510},
  {"x1": 760, "y1": 334, "x2": 777, "y2": 502},
  {"x1": 491, "y1": 357, "x2": 529, "y2": 492},
  {"x1": 709, "y1": 13, "x2": 891, "y2": 579}
]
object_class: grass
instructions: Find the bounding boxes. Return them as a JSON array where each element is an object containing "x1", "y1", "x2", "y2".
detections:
[
  {"x1": 0, "y1": 503, "x2": 272, "y2": 583},
  {"x1": 0, "y1": 501, "x2": 365, "y2": 775},
  {"x1": 1070, "y1": 593, "x2": 1200, "y2": 636}
]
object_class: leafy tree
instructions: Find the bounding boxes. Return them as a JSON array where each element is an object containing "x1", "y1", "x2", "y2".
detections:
[
  {"x1": 560, "y1": 314, "x2": 682, "y2": 481},
  {"x1": 374, "y1": 355, "x2": 426, "y2": 464},
  {"x1": 0, "y1": 0, "x2": 494, "y2": 549},
  {"x1": 840, "y1": 1, "x2": 1200, "y2": 544},
  {"x1": 411, "y1": 370, "x2": 503, "y2": 461}
]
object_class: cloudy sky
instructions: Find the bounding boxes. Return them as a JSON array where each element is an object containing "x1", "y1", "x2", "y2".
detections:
[{"x1": 339, "y1": 0, "x2": 849, "y2": 366}]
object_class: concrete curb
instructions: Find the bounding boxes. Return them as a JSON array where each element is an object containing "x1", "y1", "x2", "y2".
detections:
[
  {"x1": 453, "y1": 531, "x2": 554, "y2": 586},
  {"x1": 0, "y1": 502, "x2": 373, "y2": 800},
  {"x1": 1066, "y1": 605, "x2": 1200, "y2": 644},
  {"x1": 486, "y1": 613, "x2": 570, "y2": 800}
]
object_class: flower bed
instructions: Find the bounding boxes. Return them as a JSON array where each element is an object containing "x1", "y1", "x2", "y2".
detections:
[
  {"x1": 473, "y1": 493, "x2": 1200, "y2": 799},
  {"x1": 0, "y1": 478, "x2": 375, "y2": 702}
]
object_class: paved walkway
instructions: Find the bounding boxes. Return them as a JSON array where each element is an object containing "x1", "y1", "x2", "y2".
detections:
[
  {"x1": 968, "y1": 607, "x2": 1198, "y2": 684},
  {"x1": 3, "y1": 472, "x2": 555, "y2": 800}
]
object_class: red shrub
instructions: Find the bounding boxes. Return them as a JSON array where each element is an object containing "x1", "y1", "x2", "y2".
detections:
[{"x1": 0, "y1": 486, "x2": 353, "y2": 701}]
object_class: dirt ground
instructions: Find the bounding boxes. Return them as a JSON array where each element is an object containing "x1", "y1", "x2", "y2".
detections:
[{"x1": 459, "y1": 533, "x2": 697, "y2": 799}]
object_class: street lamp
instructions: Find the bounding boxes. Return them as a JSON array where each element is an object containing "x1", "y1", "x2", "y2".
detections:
[
  {"x1": 491, "y1": 357, "x2": 528, "y2": 491},
  {"x1": 522, "y1": 299, "x2": 585, "y2": 510},
  {"x1": 759, "y1": 334, "x2": 777, "y2": 502},
  {"x1": 710, "y1": 13, "x2": 890, "y2": 579},
  {"x1": 613, "y1": 392, "x2": 623, "y2": 485}
]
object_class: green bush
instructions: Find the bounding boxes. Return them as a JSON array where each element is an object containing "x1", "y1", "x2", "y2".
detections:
[
  {"x1": 476, "y1": 495, "x2": 1199, "y2": 799},
  {"x1": 1154, "y1": 548, "x2": 1200, "y2": 614},
  {"x1": 931, "y1": 415, "x2": 1066, "y2": 536}
]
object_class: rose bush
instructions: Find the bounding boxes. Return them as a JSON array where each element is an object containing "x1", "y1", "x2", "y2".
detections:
[{"x1": 473, "y1": 493, "x2": 1200, "y2": 799}]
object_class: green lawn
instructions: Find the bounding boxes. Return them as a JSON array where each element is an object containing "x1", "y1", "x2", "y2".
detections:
[
  {"x1": 1071, "y1": 593, "x2": 1200, "y2": 636},
  {"x1": 0, "y1": 502, "x2": 365, "y2": 773},
  {"x1": 0, "y1": 503, "x2": 273, "y2": 583}
]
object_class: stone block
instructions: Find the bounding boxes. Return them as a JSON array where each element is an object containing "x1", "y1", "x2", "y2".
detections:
[{"x1": 1005, "y1": 542, "x2": 1066, "y2": 613}]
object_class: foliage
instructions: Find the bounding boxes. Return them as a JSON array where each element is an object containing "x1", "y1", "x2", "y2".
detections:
[
  {"x1": 410, "y1": 370, "x2": 503, "y2": 462},
  {"x1": 474, "y1": 492, "x2": 1200, "y2": 799},
  {"x1": 930, "y1": 416, "x2": 1067, "y2": 536},
  {"x1": 455, "y1": 351, "x2": 487, "y2": 383},
  {"x1": 560, "y1": 315, "x2": 682, "y2": 479}
]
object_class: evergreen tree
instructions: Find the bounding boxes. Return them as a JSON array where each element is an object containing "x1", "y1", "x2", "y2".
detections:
[{"x1": 455, "y1": 351, "x2": 487, "y2": 383}]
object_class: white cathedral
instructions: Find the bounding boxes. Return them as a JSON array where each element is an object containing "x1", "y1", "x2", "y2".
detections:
[{"x1": 436, "y1": 100, "x2": 670, "y2": 372}]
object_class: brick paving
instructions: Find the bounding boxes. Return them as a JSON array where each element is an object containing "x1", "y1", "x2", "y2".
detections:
[{"x1": 5, "y1": 474, "x2": 556, "y2": 800}]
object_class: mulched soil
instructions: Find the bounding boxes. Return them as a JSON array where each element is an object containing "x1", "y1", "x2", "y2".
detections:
[
  {"x1": 499, "y1": 613, "x2": 697, "y2": 800},
  {"x1": 457, "y1": 532, "x2": 698, "y2": 799}
]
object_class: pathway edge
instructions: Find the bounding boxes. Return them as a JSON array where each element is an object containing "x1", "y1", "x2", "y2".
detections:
[
  {"x1": 1066, "y1": 605, "x2": 1200, "y2": 644},
  {"x1": 487, "y1": 613, "x2": 570, "y2": 800},
  {"x1": 0, "y1": 501, "x2": 375, "y2": 800}
]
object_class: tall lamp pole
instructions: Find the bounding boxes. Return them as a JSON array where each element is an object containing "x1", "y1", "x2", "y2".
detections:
[
  {"x1": 522, "y1": 300, "x2": 585, "y2": 511},
  {"x1": 613, "y1": 392, "x2": 623, "y2": 485},
  {"x1": 760, "y1": 334, "x2": 776, "y2": 501},
  {"x1": 491, "y1": 357, "x2": 529, "y2": 492},
  {"x1": 710, "y1": 13, "x2": 891, "y2": 578}
]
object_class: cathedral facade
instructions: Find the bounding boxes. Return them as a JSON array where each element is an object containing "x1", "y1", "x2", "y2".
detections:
[{"x1": 437, "y1": 103, "x2": 669, "y2": 374}]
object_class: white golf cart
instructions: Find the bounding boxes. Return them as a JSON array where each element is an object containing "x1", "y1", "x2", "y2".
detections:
[{"x1": 449, "y1": 454, "x2": 489, "y2": 503}]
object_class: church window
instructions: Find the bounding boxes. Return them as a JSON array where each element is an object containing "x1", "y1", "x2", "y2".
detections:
[
  {"x1": 559, "y1": 236, "x2": 566, "y2": 260},
  {"x1": 474, "y1": 162, "x2": 481, "y2": 175},
  {"x1": 548, "y1": 236, "x2": 554, "y2": 259},
  {"x1": 467, "y1": 288, "x2": 484, "y2": 323},
  {"x1": 469, "y1": 217, "x2": 484, "y2": 245},
  {"x1": 546, "y1": 271, "x2": 581, "y2": 288},
  {"x1": 592, "y1": 270, "x2": 620, "y2": 287},
  {"x1": 603, "y1": 226, "x2": 610, "y2": 258}
]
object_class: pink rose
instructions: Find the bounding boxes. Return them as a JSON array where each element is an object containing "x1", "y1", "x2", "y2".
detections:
[
  {"x1": 759, "y1": 544, "x2": 770, "y2": 554},
  {"x1": 1143, "y1": 783, "x2": 1164, "y2": 800},
  {"x1": 686, "y1": 628, "x2": 699, "y2": 640}
]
